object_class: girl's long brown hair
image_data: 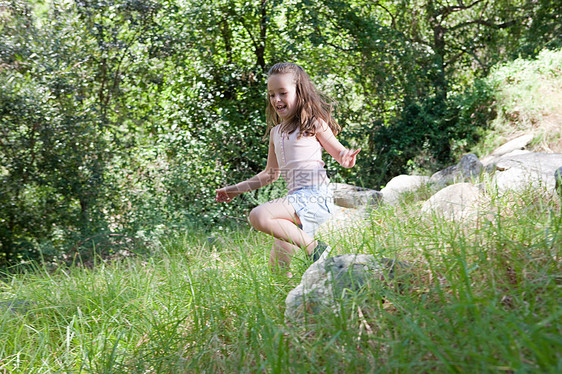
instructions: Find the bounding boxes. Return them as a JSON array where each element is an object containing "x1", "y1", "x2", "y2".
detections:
[{"x1": 264, "y1": 63, "x2": 341, "y2": 139}]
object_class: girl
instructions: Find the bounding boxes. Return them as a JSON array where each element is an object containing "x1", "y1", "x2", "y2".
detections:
[{"x1": 215, "y1": 62, "x2": 360, "y2": 273}]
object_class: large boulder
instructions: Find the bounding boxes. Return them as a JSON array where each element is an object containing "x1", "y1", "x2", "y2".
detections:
[
  {"x1": 317, "y1": 205, "x2": 366, "y2": 237},
  {"x1": 480, "y1": 134, "x2": 534, "y2": 168},
  {"x1": 380, "y1": 175, "x2": 430, "y2": 205},
  {"x1": 421, "y1": 183, "x2": 482, "y2": 221},
  {"x1": 429, "y1": 153, "x2": 483, "y2": 188},
  {"x1": 492, "y1": 152, "x2": 562, "y2": 192},
  {"x1": 285, "y1": 254, "x2": 405, "y2": 324},
  {"x1": 331, "y1": 183, "x2": 382, "y2": 209}
]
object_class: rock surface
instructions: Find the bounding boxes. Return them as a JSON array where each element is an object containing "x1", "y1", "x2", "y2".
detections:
[
  {"x1": 429, "y1": 153, "x2": 483, "y2": 188},
  {"x1": 285, "y1": 254, "x2": 403, "y2": 324},
  {"x1": 421, "y1": 183, "x2": 482, "y2": 221},
  {"x1": 492, "y1": 152, "x2": 562, "y2": 192},
  {"x1": 305, "y1": 134, "x2": 562, "y2": 325},
  {"x1": 332, "y1": 183, "x2": 382, "y2": 209},
  {"x1": 380, "y1": 175, "x2": 430, "y2": 205},
  {"x1": 317, "y1": 205, "x2": 366, "y2": 237},
  {"x1": 480, "y1": 134, "x2": 534, "y2": 167}
]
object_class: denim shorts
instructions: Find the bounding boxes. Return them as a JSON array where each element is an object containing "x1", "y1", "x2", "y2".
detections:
[{"x1": 287, "y1": 185, "x2": 334, "y2": 238}]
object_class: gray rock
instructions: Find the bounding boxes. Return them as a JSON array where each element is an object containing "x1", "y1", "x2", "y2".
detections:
[
  {"x1": 483, "y1": 150, "x2": 532, "y2": 173},
  {"x1": 429, "y1": 154, "x2": 483, "y2": 188},
  {"x1": 421, "y1": 183, "x2": 482, "y2": 221},
  {"x1": 317, "y1": 205, "x2": 366, "y2": 236},
  {"x1": 459, "y1": 153, "x2": 484, "y2": 178},
  {"x1": 331, "y1": 183, "x2": 382, "y2": 209},
  {"x1": 285, "y1": 254, "x2": 405, "y2": 324},
  {"x1": 492, "y1": 153, "x2": 562, "y2": 192},
  {"x1": 554, "y1": 166, "x2": 562, "y2": 196},
  {"x1": 481, "y1": 134, "x2": 534, "y2": 167},
  {"x1": 0, "y1": 299, "x2": 34, "y2": 314},
  {"x1": 380, "y1": 175, "x2": 430, "y2": 205}
]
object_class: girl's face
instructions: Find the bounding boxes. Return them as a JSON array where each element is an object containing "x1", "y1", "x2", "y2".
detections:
[{"x1": 267, "y1": 73, "x2": 297, "y2": 120}]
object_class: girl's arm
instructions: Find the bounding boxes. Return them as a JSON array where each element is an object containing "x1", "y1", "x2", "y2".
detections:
[
  {"x1": 215, "y1": 132, "x2": 280, "y2": 203},
  {"x1": 315, "y1": 120, "x2": 361, "y2": 168}
]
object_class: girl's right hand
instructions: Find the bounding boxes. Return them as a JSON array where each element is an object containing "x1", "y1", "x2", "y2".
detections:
[
  {"x1": 339, "y1": 148, "x2": 361, "y2": 168},
  {"x1": 215, "y1": 187, "x2": 239, "y2": 203}
]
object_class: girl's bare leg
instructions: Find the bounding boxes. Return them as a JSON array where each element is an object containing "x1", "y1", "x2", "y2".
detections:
[
  {"x1": 269, "y1": 239, "x2": 299, "y2": 275},
  {"x1": 249, "y1": 198, "x2": 317, "y2": 269}
]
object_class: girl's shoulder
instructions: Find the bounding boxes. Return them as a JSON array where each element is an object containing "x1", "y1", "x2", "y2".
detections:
[
  {"x1": 312, "y1": 118, "x2": 330, "y2": 135},
  {"x1": 271, "y1": 124, "x2": 288, "y2": 141},
  {"x1": 272, "y1": 124, "x2": 284, "y2": 136},
  {"x1": 314, "y1": 117, "x2": 340, "y2": 137}
]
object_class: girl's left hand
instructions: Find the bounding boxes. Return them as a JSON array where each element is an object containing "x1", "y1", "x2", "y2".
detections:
[{"x1": 340, "y1": 148, "x2": 361, "y2": 168}]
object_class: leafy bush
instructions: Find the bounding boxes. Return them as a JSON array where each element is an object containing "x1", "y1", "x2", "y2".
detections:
[
  {"x1": 487, "y1": 48, "x2": 562, "y2": 128},
  {"x1": 356, "y1": 81, "x2": 496, "y2": 187}
]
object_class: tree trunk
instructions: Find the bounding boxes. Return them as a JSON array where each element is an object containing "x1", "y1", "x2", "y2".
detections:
[
  {"x1": 433, "y1": 23, "x2": 447, "y2": 101},
  {"x1": 256, "y1": 0, "x2": 267, "y2": 70}
]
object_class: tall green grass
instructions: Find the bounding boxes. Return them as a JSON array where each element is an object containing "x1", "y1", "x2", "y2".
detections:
[{"x1": 1, "y1": 185, "x2": 560, "y2": 373}]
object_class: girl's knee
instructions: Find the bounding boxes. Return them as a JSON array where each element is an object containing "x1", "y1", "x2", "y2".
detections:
[{"x1": 248, "y1": 206, "x2": 267, "y2": 231}]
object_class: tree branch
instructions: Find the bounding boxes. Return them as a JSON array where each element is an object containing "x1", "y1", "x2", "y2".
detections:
[
  {"x1": 449, "y1": 18, "x2": 518, "y2": 32},
  {"x1": 374, "y1": 1, "x2": 396, "y2": 28},
  {"x1": 438, "y1": 0, "x2": 486, "y2": 19},
  {"x1": 238, "y1": 16, "x2": 259, "y2": 53}
]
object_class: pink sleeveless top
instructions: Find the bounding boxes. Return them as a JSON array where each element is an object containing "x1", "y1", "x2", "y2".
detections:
[{"x1": 272, "y1": 125, "x2": 329, "y2": 192}]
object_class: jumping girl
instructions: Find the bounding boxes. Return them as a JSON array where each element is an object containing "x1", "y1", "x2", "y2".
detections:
[{"x1": 215, "y1": 62, "x2": 360, "y2": 274}]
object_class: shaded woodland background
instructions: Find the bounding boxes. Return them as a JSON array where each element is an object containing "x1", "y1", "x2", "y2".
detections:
[{"x1": 1, "y1": 0, "x2": 561, "y2": 264}]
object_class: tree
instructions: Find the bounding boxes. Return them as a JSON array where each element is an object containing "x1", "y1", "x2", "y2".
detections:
[
  {"x1": 0, "y1": 0, "x2": 167, "y2": 263},
  {"x1": 283, "y1": 0, "x2": 562, "y2": 185}
]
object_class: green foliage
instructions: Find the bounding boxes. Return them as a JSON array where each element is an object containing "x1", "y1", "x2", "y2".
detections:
[
  {"x1": 0, "y1": 7, "x2": 115, "y2": 262},
  {"x1": 464, "y1": 48, "x2": 562, "y2": 157},
  {"x1": 0, "y1": 0, "x2": 561, "y2": 263},
  {"x1": 354, "y1": 81, "x2": 496, "y2": 187},
  {"x1": 272, "y1": 0, "x2": 557, "y2": 185},
  {"x1": 487, "y1": 48, "x2": 562, "y2": 128},
  {"x1": 0, "y1": 0, "x2": 167, "y2": 263},
  {"x1": 516, "y1": 0, "x2": 562, "y2": 57}
]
